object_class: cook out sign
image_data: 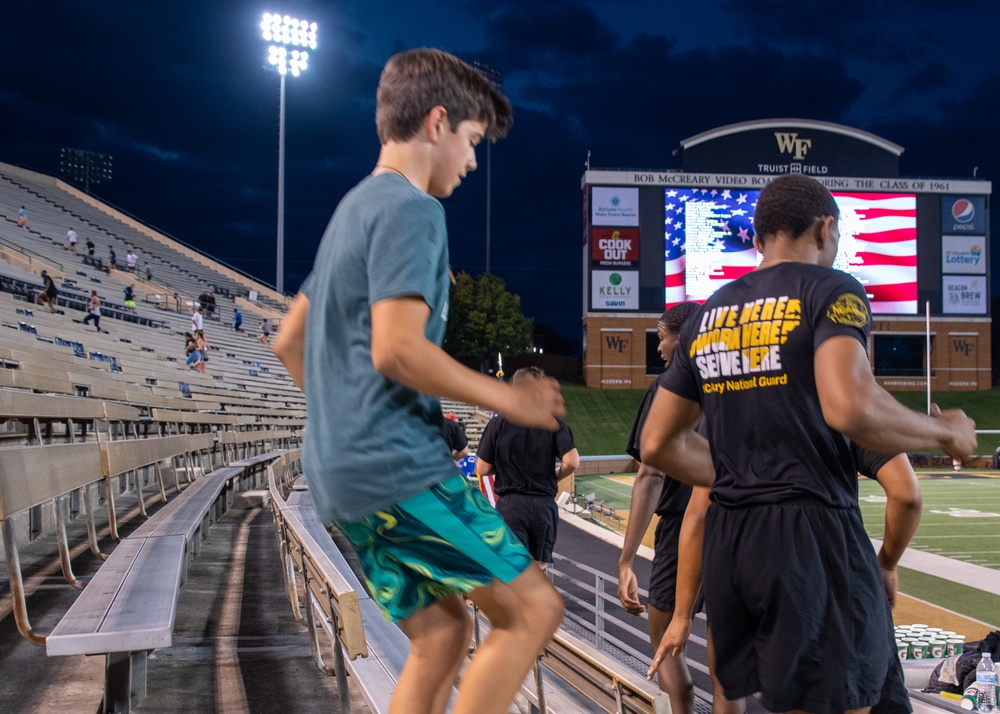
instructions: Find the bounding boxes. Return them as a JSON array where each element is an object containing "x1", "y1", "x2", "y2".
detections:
[{"x1": 592, "y1": 227, "x2": 639, "y2": 267}]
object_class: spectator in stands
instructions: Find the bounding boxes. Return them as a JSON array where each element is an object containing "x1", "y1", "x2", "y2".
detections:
[
  {"x1": 123, "y1": 283, "x2": 137, "y2": 310},
  {"x1": 199, "y1": 292, "x2": 216, "y2": 317},
  {"x1": 233, "y1": 308, "x2": 243, "y2": 332},
  {"x1": 108, "y1": 247, "x2": 117, "y2": 270},
  {"x1": 272, "y1": 48, "x2": 564, "y2": 714},
  {"x1": 617, "y1": 302, "x2": 711, "y2": 714},
  {"x1": 641, "y1": 175, "x2": 976, "y2": 713},
  {"x1": 67, "y1": 227, "x2": 77, "y2": 253},
  {"x1": 259, "y1": 317, "x2": 270, "y2": 344},
  {"x1": 143, "y1": 261, "x2": 153, "y2": 282},
  {"x1": 184, "y1": 332, "x2": 205, "y2": 373},
  {"x1": 36, "y1": 270, "x2": 59, "y2": 313},
  {"x1": 86, "y1": 237, "x2": 95, "y2": 257},
  {"x1": 439, "y1": 412, "x2": 470, "y2": 461},
  {"x1": 475, "y1": 366, "x2": 579, "y2": 570},
  {"x1": 191, "y1": 307, "x2": 204, "y2": 333},
  {"x1": 81, "y1": 290, "x2": 102, "y2": 332},
  {"x1": 126, "y1": 249, "x2": 137, "y2": 272},
  {"x1": 196, "y1": 330, "x2": 210, "y2": 368},
  {"x1": 18, "y1": 206, "x2": 27, "y2": 228}
]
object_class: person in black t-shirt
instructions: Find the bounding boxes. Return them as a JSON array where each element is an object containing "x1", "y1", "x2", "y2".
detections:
[
  {"x1": 618, "y1": 301, "x2": 712, "y2": 714},
  {"x1": 476, "y1": 367, "x2": 579, "y2": 566},
  {"x1": 641, "y1": 175, "x2": 976, "y2": 714},
  {"x1": 36, "y1": 270, "x2": 59, "y2": 313},
  {"x1": 439, "y1": 413, "x2": 470, "y2": 461}
]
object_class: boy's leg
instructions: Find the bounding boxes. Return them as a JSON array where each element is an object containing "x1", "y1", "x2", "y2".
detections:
[
  {"x1": 393, "y1": 594, "x2": 472, "y2": 714},
  {"x1": 456, "y1": 564, "x2": 563, "y2": 714},
  {"x1": 647, "y1": 604, "x2": 694, "y2": 714}
]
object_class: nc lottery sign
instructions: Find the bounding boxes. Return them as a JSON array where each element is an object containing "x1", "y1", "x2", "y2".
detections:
[
  {"x1": 942, "y1": 235, "x2": 986, "y2": 274},
  {"x1": 591, "y1": 187, "x2": 639, "y2": 227},
  {"x1": 592, "y1": 270, "x2": 639, "y2": 310}
]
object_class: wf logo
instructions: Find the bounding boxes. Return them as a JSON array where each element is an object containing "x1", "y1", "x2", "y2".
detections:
[
  {"x1": 952, "y1": 339, "x2": 973, "y2": 357},
  {"x1": 774, "y1": 132, "x2": 812, "y2": 160},
  {"x1": 605, "y1": 336, "x2": 628, "y2": 353}
]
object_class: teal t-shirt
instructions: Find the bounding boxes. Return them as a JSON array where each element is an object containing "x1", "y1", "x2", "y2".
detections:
[{"x1": 301, "y1": 173, "x2": 459, "y2": 522}]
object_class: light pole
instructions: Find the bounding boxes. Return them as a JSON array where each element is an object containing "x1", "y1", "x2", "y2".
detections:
[
  {"x1": 260, "y1": 12, "x2": 316, "y2": 295},
  {"x1": 473, "y1": 62, "x2": 501, "y2": 275}
]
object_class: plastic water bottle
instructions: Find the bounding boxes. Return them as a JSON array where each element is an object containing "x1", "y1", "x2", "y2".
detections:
[{"x1": 978, "y1": 652, "x2": 997, "y2": 713}]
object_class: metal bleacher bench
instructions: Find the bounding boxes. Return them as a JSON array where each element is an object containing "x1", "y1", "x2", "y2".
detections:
[
  {"x1": 269, "y1": 451, "x2": 419, "y2": 713},
  {"x1": 45, "y1": 444, "x2": 278, "y2": 713},
  {"x1": 269, "y1": 452, "x2": 667, "y2": 714}
]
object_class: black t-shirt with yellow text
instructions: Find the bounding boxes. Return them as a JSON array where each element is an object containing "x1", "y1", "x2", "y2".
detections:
[
  {"x1": 660, "y1": 262, "x2": 872, "y2": 509},
  {"x1": 477, "y1": 416, "x2": 576, "y2": 499}
]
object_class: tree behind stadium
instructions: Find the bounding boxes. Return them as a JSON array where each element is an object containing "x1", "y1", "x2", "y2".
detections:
[{"x1": 444, "y1": 272, "x2": 530, "y2": 368}]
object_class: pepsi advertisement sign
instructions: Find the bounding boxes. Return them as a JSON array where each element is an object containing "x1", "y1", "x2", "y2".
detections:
[{"x1": 941, "y1": 196, "x2": 985, "y2": 234}]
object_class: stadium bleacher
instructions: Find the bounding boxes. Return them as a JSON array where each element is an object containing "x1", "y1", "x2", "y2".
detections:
[{"x1": 0, "y1": 159, "x2": 805, "y2": 713}]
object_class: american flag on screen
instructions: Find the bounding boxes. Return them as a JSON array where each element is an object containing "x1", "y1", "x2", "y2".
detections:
[
  {"x1": 664, "y1": 188, "x2": 759, "y2": 307},
  {"x1": 831, "y1": 192, "x2": 917, "y2": 314},
  {"x1": 664, "y1": 188, "x2": 918, "y2": 315}
]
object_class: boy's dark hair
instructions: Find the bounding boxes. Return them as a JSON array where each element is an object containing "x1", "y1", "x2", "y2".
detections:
[
  {"x1": 753, "y1": 175, "x2": 839, "y2": 245},
  {"x1": 376, "y1": 48, "x2": 512, "y2": 144},
  {"x1": 658, "y1": 302, "x2": 700, "y2": 335},
  {"x1": 512, "y1": 366, "x2": 544, "y2": 384}
]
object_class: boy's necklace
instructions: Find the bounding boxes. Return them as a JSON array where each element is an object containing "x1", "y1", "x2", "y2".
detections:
[{"x1": 373, "y1": 164, "x2": 411, "y2": 184}]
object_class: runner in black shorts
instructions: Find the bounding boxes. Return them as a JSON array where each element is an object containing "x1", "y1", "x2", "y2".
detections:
[
  {"x1": 641, "y1": 175, "x2": 976, "y2": 713},
  {"x1": 477, "y1": 367, "x2": 579, "y2": 567},
  {"x1": 619, "y1": 302, "x2": 715, "y2": 714}
]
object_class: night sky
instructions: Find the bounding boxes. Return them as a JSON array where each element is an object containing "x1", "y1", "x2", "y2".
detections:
[{"x1": 4, "y1": 0, "x2": 999, "y2": 352}]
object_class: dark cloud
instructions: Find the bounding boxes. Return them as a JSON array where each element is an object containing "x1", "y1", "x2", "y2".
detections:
[{"x1": 2, "y1": 0, "x2": 998, "y2": 349}]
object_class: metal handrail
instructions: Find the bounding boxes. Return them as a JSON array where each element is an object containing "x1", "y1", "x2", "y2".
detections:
[{"x1": 0, "y1": 231, "x2": 63, "y2": 272}]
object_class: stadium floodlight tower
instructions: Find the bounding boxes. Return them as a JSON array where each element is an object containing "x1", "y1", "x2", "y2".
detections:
[{"x1": 260, "y1": 12, "x2": 317, "y2": 295}]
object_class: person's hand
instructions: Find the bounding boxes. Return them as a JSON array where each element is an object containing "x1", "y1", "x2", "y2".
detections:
[
  {"x1": 617, "y1": 566, "x2": 645, "y2": 615},
  {"x1": 502, "y1": 376, "x2": 565, "y2": 430},
  {"x1": 930, "y1": 404, "x2": 977, "y2": 465},
  {"x1": 647, "y1": 616, "x2": 692, "y2": 679},
  {"x1": 880, "y1": 565, "x2": 899, "y2": 608}
]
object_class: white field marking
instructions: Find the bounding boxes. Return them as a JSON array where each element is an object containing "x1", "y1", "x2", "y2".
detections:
[
  {"x1": 909, "y1": 534, "x2": 1000, "y2": 538},
  {"x1": 926, "y1": 508, "x2": 1000, "y2": 518}
]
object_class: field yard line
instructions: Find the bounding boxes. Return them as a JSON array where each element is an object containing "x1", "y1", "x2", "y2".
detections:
[
  {"x1": 872, "y1": 538, "x2": 1000, "y2": 595},
  {"x1": 909, "y1": 534, "x2": 1000, "y2": 538}
]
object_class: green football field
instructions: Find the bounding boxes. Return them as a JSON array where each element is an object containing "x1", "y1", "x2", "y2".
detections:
[
  {"x1": 859, "y1": 474, "x2": 1000, "y2": 569},
  {"x1": 576, "y1": 472, "x2": 1000, "y2": 627}
]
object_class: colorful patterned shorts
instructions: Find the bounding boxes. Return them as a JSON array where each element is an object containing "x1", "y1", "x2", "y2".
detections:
[{"x1": 335, "y1": 475, "x2": 533, "y2": 622}]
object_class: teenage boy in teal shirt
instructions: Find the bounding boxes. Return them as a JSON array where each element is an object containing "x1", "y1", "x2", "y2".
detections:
[{"x1": 275, "y1": 48, "x2": 565, "y2": 714}]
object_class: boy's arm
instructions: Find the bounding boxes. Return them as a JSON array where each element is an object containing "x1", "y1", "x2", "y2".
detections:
[
  {"x1": 815, "y1": 336, "x2": 977, "y2": 461},
  {"x1": 273, "y1": 292, "x2": 309, "y2": 391},
  {"x1": 475, "y1": 458, "x2": 495, "y2": 477},
  {"x1": 873, "y1": 453, "x2": 922, "y2": 607},
  {"x1": 557, "y1": 447, "x2": 579, "y2": 481},
  {"x1": 651, "y1": 486, "x2": 711, "y2": 677},
  {"x1": 371, "y1": 296, "x2": 563, "y2": 429},
  {"x1": 617, "y1": 462, "x2": 664, "y2": 615},
  {"x1": 639, "y1": 388, "x2": 713, "y2": 488}
]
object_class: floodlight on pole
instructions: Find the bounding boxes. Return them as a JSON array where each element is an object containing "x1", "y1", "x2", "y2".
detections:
[{"x1": 260, "y1": 12, "x2": 316, "y2": 295}]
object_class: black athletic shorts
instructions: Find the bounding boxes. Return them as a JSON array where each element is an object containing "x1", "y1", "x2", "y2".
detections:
[
  {"x1": 648, "y1": 513, "x2": 705, "y2": 615},
  {"x1": 702, "y1": 501, "x2": 909, "y2": 714},
  {"x1": 495, "y1": 493, "x2": 558, "y2": 563}
]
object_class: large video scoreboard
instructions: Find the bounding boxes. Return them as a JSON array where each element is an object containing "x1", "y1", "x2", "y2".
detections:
[
  {"x1": 585, "y1": 173, "x2": 990, "y2": 318},
  {"x1": 581, "y1": 120, "x2": 991, "y2": 390}
]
